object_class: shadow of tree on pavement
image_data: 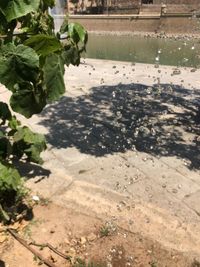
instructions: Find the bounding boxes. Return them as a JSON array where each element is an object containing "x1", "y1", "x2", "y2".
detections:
[
  {"x1": 13, "y1": 160, "x2": 51, "y2": 181},
  {"x1": 38, "y1": 83, "x2": 200, "y2": 169}
]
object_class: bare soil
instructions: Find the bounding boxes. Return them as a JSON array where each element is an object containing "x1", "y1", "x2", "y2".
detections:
[{"x1": 0, "y1": 202, "x2": 197, "y2": 267}]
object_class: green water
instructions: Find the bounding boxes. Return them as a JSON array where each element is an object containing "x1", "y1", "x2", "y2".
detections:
[{"x1": 85, "y1": 34, "x2": 200, "y2": 67}]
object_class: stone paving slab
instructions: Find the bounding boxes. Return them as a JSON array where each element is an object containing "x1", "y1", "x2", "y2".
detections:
[{"x1": 1, "y1": 59, "x2": 200, "y2": 257}]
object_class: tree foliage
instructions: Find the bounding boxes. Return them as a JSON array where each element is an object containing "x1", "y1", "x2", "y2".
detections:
[{"x1": 0, "y1": 0, "x2": 87, "y2": 222}]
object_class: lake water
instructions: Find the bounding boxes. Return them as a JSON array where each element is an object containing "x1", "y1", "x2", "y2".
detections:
[{"x1": 85, "y1": 33, "x2": 200, "y2": 67}]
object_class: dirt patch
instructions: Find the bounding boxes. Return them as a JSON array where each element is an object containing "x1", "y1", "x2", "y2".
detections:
[{"x1": 0, "y1": 202, "x2": 197, "y2": 267}]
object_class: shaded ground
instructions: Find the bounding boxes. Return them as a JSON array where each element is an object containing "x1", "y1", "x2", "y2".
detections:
[{"x1": 39, "y1": 83, "x2": 200, "y2": 169}]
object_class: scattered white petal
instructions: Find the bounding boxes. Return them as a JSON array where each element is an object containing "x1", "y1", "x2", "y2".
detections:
[{"x1": 32, "y1": 195, "x2": 40, "y2": 202}]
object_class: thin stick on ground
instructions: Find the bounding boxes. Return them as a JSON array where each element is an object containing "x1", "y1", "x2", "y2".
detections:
[
  {"x1": 29, "y1": 241, "x2": 71, "y2": 261},
  {"x1": 7, "y1": 228, "x2": 58, "y2": 267}
]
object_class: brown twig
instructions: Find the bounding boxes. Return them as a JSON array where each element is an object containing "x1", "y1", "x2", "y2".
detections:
[
  {"x1": 29, "y1": 242, "x2": 71, "y2": 261},
  {"x1": 7, "y1": 228, "x2": 58, "y2": 267}
]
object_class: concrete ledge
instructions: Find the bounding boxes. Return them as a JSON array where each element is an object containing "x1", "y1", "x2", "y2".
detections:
[
  {"x1": 54, "y1": 13, "x2": 198, "y2": 19},
  {"x1": 53, "y1": 14, "x2": 161, "y2": 19},
  {"x1": 163, "y1": 13, "x2": 198, "y2": 17},
  {"x1": 65, "y1": 14, "x2": 200, "y2": 34}
]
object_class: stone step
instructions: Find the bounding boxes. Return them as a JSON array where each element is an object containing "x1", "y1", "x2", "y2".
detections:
[{"x1": 140, "y1": 4, "x2": 161, "y2": 13}]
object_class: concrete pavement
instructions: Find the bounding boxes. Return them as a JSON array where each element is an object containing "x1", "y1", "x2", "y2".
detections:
[{"x1": 1, "y1": 59, "x2": 200, "y2": 258}]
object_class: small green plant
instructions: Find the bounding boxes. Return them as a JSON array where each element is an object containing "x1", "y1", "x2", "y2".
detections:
[
  {"x1": 99, "y1": 225, "x2": 110, "y2": 237},
  {"x1": 99, "y1": 221, "x2": 117, "y2": 237},
  {"x1": 0, "y1": 0, "x2": 87, "y2": 223},
  {"x1": 0, "y1": 104, "x2": 46, "y2": 222}
]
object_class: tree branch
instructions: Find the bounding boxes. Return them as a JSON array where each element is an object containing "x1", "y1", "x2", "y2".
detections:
[
  {"x1": 7, "y1": 228, "x2": 58, "y2": 267},
  {"x1": 29, "y1": 242, "x2": 71, "y2": 261}
]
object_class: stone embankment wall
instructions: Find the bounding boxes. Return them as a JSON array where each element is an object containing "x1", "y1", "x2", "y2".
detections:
[
  {"x1": 65, "y1": 0, "x2": 200, "y2": 34},
  {"x1": 69, "y1": 15, "x2": 200, "y2": 34}
]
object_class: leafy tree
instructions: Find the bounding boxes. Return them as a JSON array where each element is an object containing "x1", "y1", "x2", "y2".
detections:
[{"x1": 0, "y1": 0, "x2": 87, "y2": 222}]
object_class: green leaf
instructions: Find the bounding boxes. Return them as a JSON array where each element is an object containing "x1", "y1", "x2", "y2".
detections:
[
  {"x1": 0, "y1": 0, "x2": 40, "y2": 22},
  {"x1": 0, "y1": 162, "x2": 22, "y2": 220},
  {"x1": 68, "y1": 23, "x2": 87, "y2": 44},
  {"x1": 20, "y1": 10, "x2": 55, "y2": 35},
  {"x1": 0, "y1": 10, "x2": 7, "y2": 34},
  {"x1": 59, "y1": 17, "x2": 69, "y2": 34},
  {"x1": 24, "y1": 34, "x2": 62, "y2": 56},
  {"x1": 0, "y1": 136, "x2": 11, "y2": 159},
  {"x1": 62, "y1": 45, "x2": 80, "y2": 66},
  {"x1": 10, "y1": 82, "x2": 46, "y2": 118},
  {"x1": 67, "y1": 22, "x2": 88, "y2": 45},
  {"x1": 0, "y1": 203, "x2": 10, "y2": 222},
  {"x1": 13, "y1": 126, "x2": 46, "y2": 164},
  {"x1": 0, "y1": 162, "x2": 21, "y2": 192},
  {"x1": 42, "y1": 0, "x2": 55, "y2": 9},
  {"x1": 24, "y1": 144, "x2": 45, "y2": 164},
  {"x1": 0, "y1": 102, "x2": 12, "y2": 122},
  {"x1": 43, "y1": 54, "x2": 65, "y2": 102},
  {"x1": 8, "y1": 116, "x2": 20, "y2": 130},
  {"x1": 13, "y1": 126, "x2": 44, "y2": 144},
  {"x1": 60, "y1": 21, "x2": 87, "y2": 67},
  {"x1": 0, "y1": 43, "x2": 39, "y2": 91}
]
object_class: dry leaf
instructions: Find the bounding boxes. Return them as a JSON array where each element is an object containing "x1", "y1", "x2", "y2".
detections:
[
  {"x1": 0, "y1": 234, "x2": 7, "y2": 243},
  {"x1": 11, "y1": 222, "x2": 20, "y2": 230}
]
